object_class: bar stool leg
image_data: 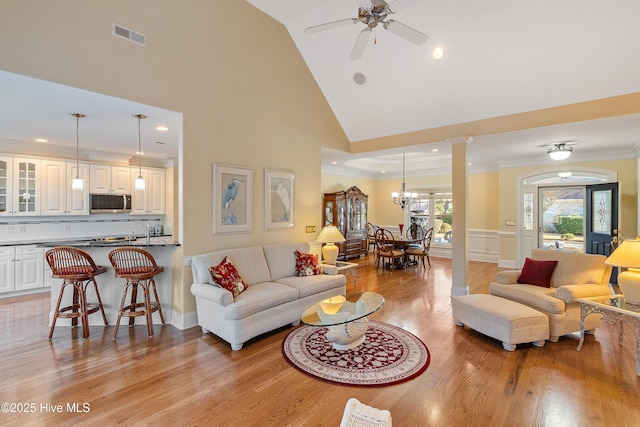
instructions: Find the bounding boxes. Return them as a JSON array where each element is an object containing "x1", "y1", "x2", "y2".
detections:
[
  {"x1": 113, "y1": 281, "x2": 131, "y2": 340},
  {"x1": 88, "y1": 277, "x2": 108, "y2": 325},
  {"x1": 49, "y1": 281, "x2": 69, "y2": 340},
  {"x1": 150, "y1": 278, "x2": 165, "y2": 324},
  {"x1": 144, "y1": 282, "x2": 154, "y2": 337},
  {"x1": 78, "y1": 282, "x2": 91, "y2": 339}
]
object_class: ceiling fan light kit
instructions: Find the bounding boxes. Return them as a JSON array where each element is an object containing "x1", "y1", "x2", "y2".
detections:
[{"x1": 305, "y1": 0, "x2": 429, "y2": 60}]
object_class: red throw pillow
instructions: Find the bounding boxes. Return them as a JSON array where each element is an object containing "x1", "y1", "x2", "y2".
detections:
[
  {"x1": 294, "y1": 250, "x2": 323, "y2": 276},
  {"x1": 517, "y1": 258, "x2": 558, "y2": 288},
  {"x1": 209, "y1": 256, "x2": 248, "y2": 298}
]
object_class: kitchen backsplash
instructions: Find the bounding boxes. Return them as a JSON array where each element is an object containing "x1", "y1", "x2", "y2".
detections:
[{"x1": 0, "y1": 214, "x2": 167, "y2": 244}]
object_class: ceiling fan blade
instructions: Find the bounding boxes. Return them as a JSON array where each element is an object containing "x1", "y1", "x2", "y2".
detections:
[
  {"x1": 355, "y1": 0, "x2": 373, "y2": 7},
  {"x1": 350, "y1": 28, "x2": 372, "y2": 60},
  {"x1": 386, "y1": 0, "x2": 426, "y2": 14},
  {"x1": 384, "y1": 20, "x2": 428, "y2": 45},
  {"x1": 305, "y1": 18, "x2": 359, "y2": 34}
]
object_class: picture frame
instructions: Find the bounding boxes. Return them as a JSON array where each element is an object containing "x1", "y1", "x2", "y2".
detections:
[
  {"x1": 264, "y1": 168, "x2": 294, "y2": 230},
  {"x1": 212, "y1": 163, "x2": 253, "y2": 235}
]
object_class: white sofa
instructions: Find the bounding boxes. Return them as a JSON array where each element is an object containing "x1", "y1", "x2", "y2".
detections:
[
  {"x1": 190, "y1": 242, "x2": 346, "y2": 350},
  {"x1": 489, "y1": 248, "x2": 612, "y2": 342}
]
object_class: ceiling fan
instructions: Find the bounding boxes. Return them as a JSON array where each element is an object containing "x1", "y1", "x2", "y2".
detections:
[{"x1": 304, "y1": 0, "x2": 428, "y2": 60}]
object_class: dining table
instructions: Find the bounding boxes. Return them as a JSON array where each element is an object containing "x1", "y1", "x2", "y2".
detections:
[{"x1": 381, "y1": 236, "x2": 422, "y2": 268}]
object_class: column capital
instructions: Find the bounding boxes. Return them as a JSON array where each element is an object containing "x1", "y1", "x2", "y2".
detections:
[{"x1": 447, "y1": 135, "x2": 474, "y2": 145}]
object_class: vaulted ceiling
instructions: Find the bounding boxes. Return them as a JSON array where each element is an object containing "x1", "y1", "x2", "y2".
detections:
[{"x1": 248, "y1": 0, "x2": 640, "y2": 177}]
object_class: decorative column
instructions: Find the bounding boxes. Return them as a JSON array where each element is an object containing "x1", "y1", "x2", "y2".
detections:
[{"x1": 449, "y1": 136, "x2": 473, "y2": 296}]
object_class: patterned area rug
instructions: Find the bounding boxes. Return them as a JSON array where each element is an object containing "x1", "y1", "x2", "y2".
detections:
[{"x1": 282, "y1": 321, "x2": 430, "y2": 387}]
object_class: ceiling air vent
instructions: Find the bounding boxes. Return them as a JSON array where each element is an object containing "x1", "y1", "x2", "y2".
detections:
[{"x1": 112, "y1": 23, "x2": 146, "y2": 47}]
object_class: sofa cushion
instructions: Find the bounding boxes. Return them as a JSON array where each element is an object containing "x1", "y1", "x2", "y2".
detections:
[
  {"x1": 490, "y1": 282, "x2": 565, "y2": 314},
  {"x1": 263, "y1": 242, "x2": 310, "y2": 281},
  {"x1": 530, "y1": 248, "x2": 609, "y2": 287},
  {"x1": 223, "y1": 282, "x2": 299, "y2": 320},
  {"x1": 192, "y1": 245, "x2": 271, "y2": 286},
  {"x1": 517, "y1": 258, "x2": 557, "y2": 288},
  {"x1": 209, "y1": 256, "x2": 248, "y2": 299},
  {"x1": 294, "y1": 250, "x2": 323, "y2": 276},
  {"x1": 275, "y1": 274, "x2": 346, "y2": 298}
]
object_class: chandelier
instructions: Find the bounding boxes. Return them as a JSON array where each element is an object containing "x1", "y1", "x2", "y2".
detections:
[
  {"x1": 391, "y1": 153, "x2": 417, "y2": 210},
  {"x1": 547, "y1": 143, "x2": 573, "y2": 161}
]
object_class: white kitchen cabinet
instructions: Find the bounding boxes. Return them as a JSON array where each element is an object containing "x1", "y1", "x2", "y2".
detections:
[
  {"x1": 0, "y1": 246, "x2": 45, "y2": 295},
  {"x1": 0, "y1": 157, "x2": 40, "y2": 216},
  {"x1": 130, "y1": 167, "x2": 165, "y2": 214},
  {"x1": 90, "y1": 164, "x2": 131, "y2": 194},
  {"x1": 41, "y1": 160, "x2": 90, "y2": 215},
  {"x1": 0, "y1": 247, "x2": 14, "y2": 293}
]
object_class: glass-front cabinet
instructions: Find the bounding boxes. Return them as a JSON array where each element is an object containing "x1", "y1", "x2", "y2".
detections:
[
  {"x1": 0, "y1": 157, "x2": 40, "y2": 216},
  {"x1": 323, "y1": 186, "x2": 368, "y2": 260}
]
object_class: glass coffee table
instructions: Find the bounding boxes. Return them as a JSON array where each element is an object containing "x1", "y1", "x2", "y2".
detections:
[
  {"x1": 301, "y1": 292, "x2": 385, "y2": 350},
  {"x1": 577, "y1": 294, "x2": 640, "y2": 376}
]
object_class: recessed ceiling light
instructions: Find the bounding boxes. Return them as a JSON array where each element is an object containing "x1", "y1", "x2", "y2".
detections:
[
  {"x1": 35, "y1": 138, "x2": 48, "y2": 143},
  {"x1": 432, "y1": 148, "x2": 438, "y2": 152},
  {"x1": 136, "y1": 151, "x2": 144, "y2": 155},
  {"x1": 432, "y1": 47, "x2": 444, "y2": 60},
  {"x1": 332, "y1": 161, "x2": 337, "y2": 165},
  {"x1": 381, "y1": 170, "x2": 386, "y2": 174},
  {"x1": 156, "y1": 126, "x2": 168, "y2": 131},
  {"x1": 353, "y1": 73, "x2": 366, "y2": 85}
]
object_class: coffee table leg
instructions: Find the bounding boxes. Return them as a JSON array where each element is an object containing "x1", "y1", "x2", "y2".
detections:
[{"x1": 326, "y1": 317, "x2": 369, "y2": 350}]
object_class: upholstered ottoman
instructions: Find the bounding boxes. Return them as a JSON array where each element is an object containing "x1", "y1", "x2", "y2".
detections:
[{"x1": 452, "y1": 294, "x2": 550, "y2": 351}]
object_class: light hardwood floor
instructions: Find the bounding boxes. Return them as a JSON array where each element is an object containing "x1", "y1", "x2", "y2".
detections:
[{"x1": 1, "y1": 254, "x2": 639, "y2": 426}]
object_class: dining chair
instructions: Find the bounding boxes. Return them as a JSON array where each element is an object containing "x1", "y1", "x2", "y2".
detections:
[
  {"x1": 405, "y1": 226, "x2": 434, "y2": 268},
  {"x1": 405, "y1": 223, "x2": 425, "y2": 242},
  {"x1": 374, "y1": 228, "x2": 405, "y2": 270},
  {"x1": 366, "y1": 222, "x2": 377, "y2": 253}
]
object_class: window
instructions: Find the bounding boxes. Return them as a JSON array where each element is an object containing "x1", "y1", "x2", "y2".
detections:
[{"x1": 409, "y1": 192, "x2": 452, "y2": 244}]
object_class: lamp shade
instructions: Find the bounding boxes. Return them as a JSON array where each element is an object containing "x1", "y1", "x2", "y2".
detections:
[
  {"x1": 605, "y1": 239, "x2": 640, "y2": 269},
  {"x1": 606, "y1": 239, "x2": 640, "y2": 305},
  {"x1": 317, "y1": 225, "x2": 346, "y2": 243}
]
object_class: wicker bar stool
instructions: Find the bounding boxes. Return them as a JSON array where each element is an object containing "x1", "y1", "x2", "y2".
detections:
[
  {"x1": 46, "y1": 246, "x2": 108, "y2": 339},
  {"x1": 108, "y1": 248, "x2": 165, "y2": 339}
]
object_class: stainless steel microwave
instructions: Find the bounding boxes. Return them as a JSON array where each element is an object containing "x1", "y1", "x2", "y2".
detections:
[{"x1": 90, "y1": 194, "x2": 132, "y2": 213}]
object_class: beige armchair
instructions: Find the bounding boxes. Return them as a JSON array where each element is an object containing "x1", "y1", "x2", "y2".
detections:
[{"x1": 489, "y1": 248, "x2": 613, "y2": 342}]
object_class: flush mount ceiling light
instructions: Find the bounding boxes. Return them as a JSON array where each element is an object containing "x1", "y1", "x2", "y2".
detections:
[{"x1": 547, "y1": 143, "x2": 573, "y2": 161}]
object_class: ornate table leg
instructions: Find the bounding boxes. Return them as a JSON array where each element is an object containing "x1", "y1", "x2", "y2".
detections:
[
  {"x1": 577, "y1": 303, "x2": 602, "y2": 351},
  {"x1": 620, "y1": 315, "x2": 640, "y2": 376}
]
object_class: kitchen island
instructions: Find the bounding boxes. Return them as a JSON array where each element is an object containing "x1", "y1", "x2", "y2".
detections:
[{"x1": 38, "y1": 238, "x2": 180, "y2": 331}]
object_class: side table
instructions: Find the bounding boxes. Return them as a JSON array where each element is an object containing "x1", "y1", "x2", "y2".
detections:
[{"x1": 577, "y1": 294, "x2": 640, "y2": 376}]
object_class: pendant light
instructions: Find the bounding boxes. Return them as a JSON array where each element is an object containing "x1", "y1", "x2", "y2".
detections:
[
  {"x1": 70, "y1": 113, "x2": 85, "y2": 191},
  {"x1": 133, "y1": 114, "x2": 146, "y2": 191},
  {"x1": 391, "y1": 153, "x2": 418, "y2": 209}
]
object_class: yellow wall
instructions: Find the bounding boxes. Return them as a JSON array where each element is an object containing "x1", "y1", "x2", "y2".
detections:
[
  {"x1": 0, "y1": 1, "x2": 350, "y2": 317},
  {"x1": 330, "y1": 171, "x2": 500, "y2": 230}
]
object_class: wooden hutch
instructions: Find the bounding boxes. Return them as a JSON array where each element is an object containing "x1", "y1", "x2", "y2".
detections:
[{"x1": 322, "y1": 186, "x2": 368, "y2": 260}]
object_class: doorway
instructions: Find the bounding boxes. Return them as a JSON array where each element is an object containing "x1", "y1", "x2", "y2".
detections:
[{"x1": 517, "y1": 168, "x2": 618, "y2": 268}]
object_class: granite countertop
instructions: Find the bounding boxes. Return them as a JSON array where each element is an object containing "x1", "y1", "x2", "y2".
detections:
[
  {"x1": 1, "y1": 235, "x2": 179, "y2": 248},
  {"x1": 36, "y1": 238, "x2": 180, "y2": 248}
]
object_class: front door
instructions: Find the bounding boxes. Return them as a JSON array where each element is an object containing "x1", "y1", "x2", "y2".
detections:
[{"x1": 585, "y1": 182, "x2": 619, "y2": 256}]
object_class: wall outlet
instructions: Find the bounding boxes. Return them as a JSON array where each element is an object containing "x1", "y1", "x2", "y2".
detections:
[
  {"x1": 184, "y1": 256, "x2": 193, "y2": 266},
  {"x1": 305, "y1": 226, "x2": 316, "y2": 233},
  {"x1": 505, "y1": 220, "x2": 516, "y2": 226}
]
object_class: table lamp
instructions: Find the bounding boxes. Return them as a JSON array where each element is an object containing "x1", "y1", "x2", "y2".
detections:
[
  {"x1": 317, "y1": 225, "x2": 346, "y2": 265},
  {"x1": 605, "y1": 239, "x2": 640, "y2": 305}
]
